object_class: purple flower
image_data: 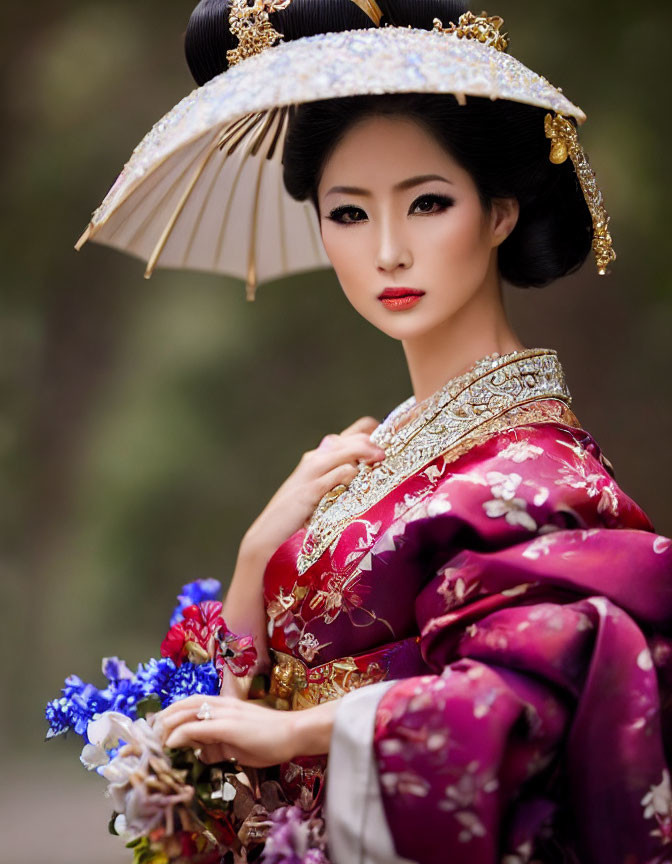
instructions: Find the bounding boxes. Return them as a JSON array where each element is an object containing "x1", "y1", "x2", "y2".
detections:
[
  {"x1": 260, "y1": 806, "x2": 330, "y2": 864},
  {"x1": 169, "y1": 579, "x2": 222, "y2": 627},
  {"x1": 102, "y1": 657, "x2": 136, "y2": 684}
]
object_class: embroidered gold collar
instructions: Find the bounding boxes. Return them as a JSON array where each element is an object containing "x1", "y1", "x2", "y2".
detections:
[{"x1": 296, "y1": 348, "x2": 572, "y2": 575}]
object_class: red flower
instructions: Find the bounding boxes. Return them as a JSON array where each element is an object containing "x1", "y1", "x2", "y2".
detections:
[
  {"x1": 160, "y1": 601, "x2": 257, "y2": 680},
  {"x1": 161, "y1": 601, "x2": 225, "y2": 666},
  {"x1": 216, "y1": 632, "x2": 257, "y2": 678}
]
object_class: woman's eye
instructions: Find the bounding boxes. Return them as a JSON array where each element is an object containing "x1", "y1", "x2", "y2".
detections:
[
  {"x1": 410, "y1": 194, "x2": 455, "y2": 215},
  {"x1": 326, "y1": 195, "x2": 453, "y2": 224},
  {"x1": 327, "y1": 206, "x2": 367, "y2": 224}
]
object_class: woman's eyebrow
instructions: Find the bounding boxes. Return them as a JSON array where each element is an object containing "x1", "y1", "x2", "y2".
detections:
[{"x1": 324, "y1": 174, "x2": 453, "y2": 198}]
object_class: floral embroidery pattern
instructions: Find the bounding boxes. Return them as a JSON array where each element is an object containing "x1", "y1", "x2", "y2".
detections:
[
  {"x1": 498, "y1": 439, "x2": 545, "y2": 463},
  {"x1": 437, "y1": 567, "x2": 481, "y2": 612},
  {"x1": 482, "y1": 471, "x2": 538, "y2": 531},
  {"x1": 297, "y1": 632, "x2": 332, "y2": 663},
  {"x1": 641, "y1": 768, "x2": 672, "y2": 845},
  {"x1": 308, "y1": 571, "x2": 366, "y2": 626},
  {"x1": 554, "y1": 458, "x2": 620, "y2": 518}
]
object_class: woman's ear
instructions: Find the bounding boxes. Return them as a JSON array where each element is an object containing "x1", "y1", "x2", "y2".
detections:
[{"x1": 490, "y1": 197, "x2": 520, "y2": 248}]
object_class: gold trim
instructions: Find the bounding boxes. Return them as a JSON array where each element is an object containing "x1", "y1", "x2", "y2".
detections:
[
  {"x1": 268, "y1": 649, "x2": 387, "y2": 710},
  {"x1": 297, "y1": 349, "x2": 572, "y2": 575}
]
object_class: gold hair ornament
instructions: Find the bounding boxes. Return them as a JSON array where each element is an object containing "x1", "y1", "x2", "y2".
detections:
[
  {"x1": 544, "y1": 113, "x2": 616, "y2": 275},
  {"x1": 227, "y1": 0, "x2": 383, "y2": 67},
  {"x1": 432, "y1": 10, "x2": 509, "y2": 52},
  {"x1": 227, "y1": 0, "x2": 293, "y2": 68}
]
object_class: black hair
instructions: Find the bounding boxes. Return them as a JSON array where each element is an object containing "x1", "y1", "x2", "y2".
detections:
[{"x1": 185, "y1": 0, "x2": 593, "y2": 287}]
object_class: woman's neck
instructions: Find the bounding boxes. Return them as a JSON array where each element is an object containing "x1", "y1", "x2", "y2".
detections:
[{"x1": 401, "y1": 283, "x2": 526, "y2": 404}]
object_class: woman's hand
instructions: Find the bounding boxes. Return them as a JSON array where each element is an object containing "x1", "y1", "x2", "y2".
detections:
[
  {"x1": 242, "y1": 416, "x2": 385, "y2": 563},
  {"x1": 153, "y1": 694, "x2": 339, "y2": 767}
]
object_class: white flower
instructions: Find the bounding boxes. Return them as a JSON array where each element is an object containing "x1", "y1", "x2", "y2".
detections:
[{"x1": 80, "y1": 710, "x2": 194, "y2": 840}]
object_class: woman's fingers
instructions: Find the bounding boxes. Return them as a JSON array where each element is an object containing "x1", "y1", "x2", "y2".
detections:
[
  {"x1": 155, "y1": 695, "x2": 297, "y2": 768},
  {"x1": 317, "y1": 433, "x2": 340, "y2": 451},
  {"x1": 165, "y1": 719, "x2": 238, "y2": 752},
  {"x1": 154, "y1": 695, "x2": 234, "y2": 741},
  {"x1": 314, "y1": 463, "x2": 359, "y2": 499},
  {"x1": 309, "y1": 433, "x2": 385, "y2": 474},
  {"x1": 340, "y1": 416, "x2": 379, "y2": 436}
]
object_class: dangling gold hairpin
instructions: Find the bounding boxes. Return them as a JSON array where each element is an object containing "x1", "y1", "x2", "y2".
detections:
[
  {"x1": 432, "y1": 14, "x2": 613, "y2": 276},
  {"x1": 545, "y1": 113, "x2": 616, "y2": 276}
]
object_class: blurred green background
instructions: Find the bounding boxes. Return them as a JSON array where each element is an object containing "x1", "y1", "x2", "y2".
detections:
[{"x1": 1, "y1": 1, "x2": 670, "y2": 861}]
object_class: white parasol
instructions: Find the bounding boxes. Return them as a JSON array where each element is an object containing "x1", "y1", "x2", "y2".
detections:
[{"x1": 74, "y1": 25, "x2": 586, "y2": 300}]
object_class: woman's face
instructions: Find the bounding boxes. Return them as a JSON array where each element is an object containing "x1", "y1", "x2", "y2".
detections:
[{"x1": 316, "y1": 114, "x2": 519, "y2": 342}]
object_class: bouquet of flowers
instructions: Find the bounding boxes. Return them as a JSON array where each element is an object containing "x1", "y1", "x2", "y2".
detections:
[{"x1": 45, "y1": 580, "x2": 330, "y2": 864}]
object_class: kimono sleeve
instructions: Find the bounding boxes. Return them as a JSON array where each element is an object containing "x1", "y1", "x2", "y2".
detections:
[{"x1": 325, "y1": 424, "x2": 672, "y2": 864}]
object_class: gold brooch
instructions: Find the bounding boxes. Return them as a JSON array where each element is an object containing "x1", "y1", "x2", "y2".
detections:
[
  {"x1": 227, "y1": 0, "x2": 293, "y2": 68},
  {"x1": 544, "y1": 113, "x2": 616, "y2": 276},
  {"x1": 433, "y1": 11, "x2": 509, "y2": 53}
]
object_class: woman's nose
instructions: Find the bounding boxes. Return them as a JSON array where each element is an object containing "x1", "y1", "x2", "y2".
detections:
[{"x1": 375, "y1": 217, "x2": 412, "y2": 272}]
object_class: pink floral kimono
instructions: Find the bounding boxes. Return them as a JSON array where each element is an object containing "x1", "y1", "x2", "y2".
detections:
[{"x1": 261, "y1": 348, "x2": 672, "y2": 864}]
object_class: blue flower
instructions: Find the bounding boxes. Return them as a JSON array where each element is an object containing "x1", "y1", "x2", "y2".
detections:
[
  {"x1": 45, "y1": 697, "x2": 71, "y2": 738},
  {"x1": 162, "y1": 661, "x2": 219, "y2": 707},
  {"x1": 100, "y1": 677, "x2": 145, "y2": 716},
  {"x1": 136, "y1": 657, "x2": 177, "y2": 702},
  {"x1": 45, "y1": 689, "x2": 100, "y2": 740},
  {"x1": 46, "y1": 664, "x2": 146, "y2": 742},
  {"x1": 134, "y1": 657, "x2": 219, "y2": 707},
  {"x1": 169, "y1": 578, "x2": 222, "y2": 627}
]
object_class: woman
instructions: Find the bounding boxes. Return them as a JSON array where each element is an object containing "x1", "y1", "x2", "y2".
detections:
[{"x1": 134, "y1": 1, "x2": 672, "y2": 862}]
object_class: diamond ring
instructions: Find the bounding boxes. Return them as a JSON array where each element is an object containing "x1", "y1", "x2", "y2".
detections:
[{"x1": 196, "y1": 701, "x2": 213, "y2": 721}]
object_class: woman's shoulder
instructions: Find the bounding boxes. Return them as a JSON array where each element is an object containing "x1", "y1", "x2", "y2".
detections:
[{"x1": 406, "y1": 410, "x2": 654, "y2": 537}]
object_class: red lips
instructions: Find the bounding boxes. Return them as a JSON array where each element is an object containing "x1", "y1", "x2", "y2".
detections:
[{"x1": 378, "y1": 287, "x2": 425, "y2": 299}]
